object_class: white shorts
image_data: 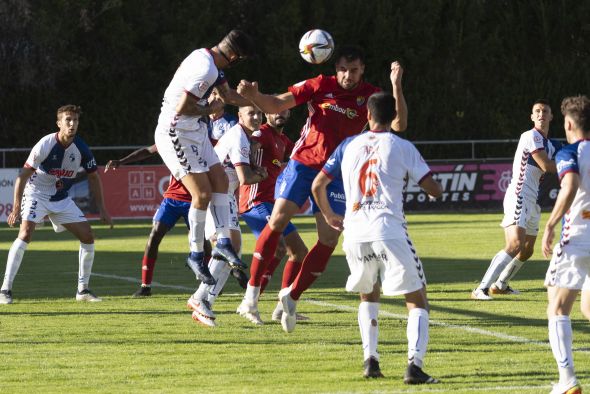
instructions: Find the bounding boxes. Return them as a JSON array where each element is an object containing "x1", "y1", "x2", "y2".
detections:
[
  {"x1": 154, "y1": 123, "x2": 220, "y2": 180},
  {"x1": 204, "y1": 193, "x2": 240, "y2": 240},
  {"x1": 342, "y1": 238, "x2": 426, "y2": 296},
  {"x1": 544, "y1": 241, "x2": 590, "y2": 291},
  {"x1": 501, "y1": 196, "x2": 540, "y2": 236},
  {"x1": 21, "y1": 194, "x2": 86, "y2": 230}
]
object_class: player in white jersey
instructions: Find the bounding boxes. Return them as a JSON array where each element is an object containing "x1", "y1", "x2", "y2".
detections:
[
  {"x1": 541, "y1": 95, "x2": 590, "y2": 394},
  {"x1": 153, "y1": 30, "x2": 255, "y2": 287},
  {"x1": 472, "y1": 99, "x2": 560, "y2": 300},
  {"x1": 0, "y1": 105, "x2": 112, "y2": 305},
  {"x1": 207, "y1": 88, "x2": 238, "y2": 145},
  {"x1": 312, "y1": 92, "x2": 442, "y2": 384},
  {"x1": 188, "y1": 105, "x2": 268, "y2": 327}
]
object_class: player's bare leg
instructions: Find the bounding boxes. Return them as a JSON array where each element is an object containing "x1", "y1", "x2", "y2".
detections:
[{"x1": 492, "y1": 234, "x2": 535, "y2": 295}]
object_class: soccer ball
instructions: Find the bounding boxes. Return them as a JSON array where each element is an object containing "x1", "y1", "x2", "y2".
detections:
[{"x1": 298, "y1": 29, "x2": 335, "y2": 64}]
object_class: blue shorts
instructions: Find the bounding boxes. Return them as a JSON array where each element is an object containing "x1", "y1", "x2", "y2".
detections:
[
  {"x1": 275, "y1": 159, "x2": 346, "y2": 215},
  {"x1": 153, "y1": 198, "x2": 190, "y2": 230},
  {"x1": 241, "y1": 202, "x2": 297, "y2": 238}
]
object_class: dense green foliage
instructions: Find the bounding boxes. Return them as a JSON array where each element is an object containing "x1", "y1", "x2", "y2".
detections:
[
  {"x1": 1, "y1": 214, "x2": 588, "y2": 393},
  {"x1": 1, "y1": 0, "x2": 589, "y2": 151}
]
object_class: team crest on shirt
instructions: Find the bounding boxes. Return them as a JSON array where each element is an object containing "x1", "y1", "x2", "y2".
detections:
[
  {"x1": 69, "y1": 153, "x2": 76, "y2": 162},
  {"x1": 198, "y1": 81, "x2": 209, "y2": 92},
  {"x1": 240, "y1": 147, "x2": 250, "y2": 157},
  {"x1": 356, "y1": 96, "x2": 365, "y2": 106},
  {"x1": 534, "y1": 135, "x2": 542, "y2": 143}
]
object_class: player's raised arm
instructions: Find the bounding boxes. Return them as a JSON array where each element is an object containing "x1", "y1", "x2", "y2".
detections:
[
  {"x1": 237, "y1": 81, "x2": 296, "y2": 114},
  {"x1": 105, "y1": 144, "x2": 158, "y2": 172},
  {"x1": 390, "y1": 61, "x2": 407, "y2": 132}
]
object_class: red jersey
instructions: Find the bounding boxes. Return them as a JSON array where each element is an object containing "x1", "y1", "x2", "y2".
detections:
[
  {"x1": 163, "y1": 176, "x2": 191, "y2": 202},
  {"x1": 239, "y1": 123, "x2": 294, "y2": 213},
  {"x1": 288, "y1": 74, "x2": 380, "y2": 170}
]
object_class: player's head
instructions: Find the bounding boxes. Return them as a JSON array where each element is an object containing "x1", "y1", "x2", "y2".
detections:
[
  {"x1": 208, "y1": 88, "x2": 225, "y2": 118},
  {"x1": 530, "y1": 99, "x2": 553, "y2": 132},
  {"x1": 238, "y1": 105, "x2": 263, "y2": 132},
  {"x1": 367, "y1": 92, "x2": 396, "y2": 129},
  {"x1": 217, "y1": 30, "x2": 255, "y2": 67},
  {"x1": 333, "y1": 45, "x2": 365, "y2": 91},
  {"x1": 56, "y1": 104, "x2": 81, "y2": 138},
  {"x1": 561, "y1": 95, "x2": 590, "y2": 141},
  {"x1": 266, "y1": 108, "x2": 290, "y2": 130}
]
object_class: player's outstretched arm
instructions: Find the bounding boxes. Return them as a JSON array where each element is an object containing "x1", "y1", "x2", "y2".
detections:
[
  {"x1": 532, "y1": 150, "x2": 557, "y2": 173},
  {"x1": 390, "y1": 61, "x2": 407, "y2": 132},
  {"x1": 87, "y1": 171, "x2": 114, "y2": 228},
  {"x1": 215, "y1": 81, "x2": 252, "y2": 107},
  {"x1": 176, "y1": 92, "x2": 224, "y2": 117},
  {"x1": 542, "y1": 172, "x2": 579, "y2": 257},
  {"x1": 419, "y1": 175, "x2": 443, "y2": 199},
  {"x1": 312, "y1": 171, "x2": 344, "y2": 231},
  {"x1": 104, "y1": 144, "x2": 158, "y2": 172},
  {"x1": 7, "y1": 167, "x2": 35, "y2": 228},
  {"x1": 237, "y1": 80, "x2": 296, "y2": 114}
]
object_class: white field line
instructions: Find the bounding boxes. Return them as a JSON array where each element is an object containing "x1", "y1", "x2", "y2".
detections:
[
  {"x1": 94, "y1": 272, "x2": 589, "y2": 356},
  {"x1": 330, "y1": 384, "x2": 552, "y2": 393}
]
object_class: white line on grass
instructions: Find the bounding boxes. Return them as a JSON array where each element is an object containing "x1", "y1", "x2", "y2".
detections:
[{"x1": 94, "y1": 272, "x2": 589, "y2": 356}]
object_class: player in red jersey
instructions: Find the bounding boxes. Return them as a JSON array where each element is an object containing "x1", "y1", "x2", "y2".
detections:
[
  {"x1": 237, "y1": 109, "x2": 309, "y2": 323},
  {"x1": 237, "y1": 46, "x2": 407, "y2": 332}
]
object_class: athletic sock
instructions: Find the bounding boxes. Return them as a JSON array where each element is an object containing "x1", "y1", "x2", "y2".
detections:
[
  {"x1": 206, "y1": 258, "x2": 231, "y2": 305},
  {"x1": 548, "y1": 315, "x2": 577, "y2": 385},
  {"x1": 358, "y1": 301, "x2": 380, "y2": 361},
  {"x1": 407, "y1": 308, "x2": 430, "y2": 368},
  {"x1": 281, "y1": 260, "x2": 302, "y2": 289},
  {"x1": 479, "y1": 250, "x2": 512, "y2": 290},
  {"x1": 495, "y1": 258, "x2": 525, "y2": 289},
  {"x1": 244, "y1": 283, "x2": 261, "y2": 305},
  {"x1": 78, "y1": 243, "x2": 95, "y2": 292},
  {"x1": 260, "y1": 256, "x2": 281, "y2": 293},
  {"x1": 141, "y1": 256, "x2": 156, "y2": 286},
  {"x1": 290, "y1": 241, "x2": 334, "y2": 300},
  {"x1": 188, "y1": 207, "x2": 207, "y2": 253},
  {"x1": 249, "y1": 225, "x2": 281, "y2": 286},
  {"x1": 1, "y1": 238, "x2": 28, "y2": 291},
  {"x1": 211, "y1": 193, "x2": 230, "y2": 239}
]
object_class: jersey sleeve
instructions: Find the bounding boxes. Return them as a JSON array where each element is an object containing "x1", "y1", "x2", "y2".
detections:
[
  {"x1": 229, "y1": 130, "x2": 251, "y2": 166},
  {"x1": 184, "y1": 66, "x2": 218, "y2": 99},
  {"x1": 24, "y1": 138, "x2": 48, "y2": 170},
  {"x1": 321, "y1": 136, "x2": 353, "y2": 179},
  {"x1": 288, "y1": 75, "x2": 323, "y2": 106},
  {"x1": 526, "y1": 130, "x2": 547, "y2": 155},
  {"x1": 77, "y1": 138, "x2": 98, "y2": 173},
  {"x1": 555, "y1": 145, "x2": 579, "y2": 181},
  {"x1": 405, "y1": 142, "x2": 432, "y2": 185}
]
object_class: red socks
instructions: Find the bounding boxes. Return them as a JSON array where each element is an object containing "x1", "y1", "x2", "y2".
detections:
[
  {"x1": 281, "y1": 260, "x2": 302, "y2": 289},
  {"x1": 259, "y1": 256, "x2": 281, "y2": 293},
  {"x1": 141, "y1": 256, "x2": 156, "y2": 286},
  {"x1": 249, "y1": 225, "x2": 282, "y2": 286},
  {"x1": 290, "y1": 242, "x2": 335, "y2": 300}
]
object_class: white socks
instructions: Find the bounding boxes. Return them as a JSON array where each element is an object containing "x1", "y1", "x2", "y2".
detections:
[
  {"x1": 495, "y1": 258, "x2": 525, "y2": 289},
  {"x1": 479, "y1": 250, "x2": 512, "y2": 289},
  {"x1": 549, "y1": 315, "x2": 577, "y2": 385},
  {"x1": 358, "y1": 301, "x2": 380, "y2": 361},
  {"x1": 407, "y1": 308, "x2": 429, "y2": 367},
  {"x1": 78, "y1": 243, "x2": 95, "y2": 292},
  {"x1": 211, "y1": 193, "x2": 230, "y2": 239},
  {"x1": 1, "y1": 238, "x2": 28, "y2": 291},
  {"x1": 244, "y1": 283, "x2": 261, "y2": 306},
  {"x1": 188, "y1": 207, "x2": 207, "y2": 253}
]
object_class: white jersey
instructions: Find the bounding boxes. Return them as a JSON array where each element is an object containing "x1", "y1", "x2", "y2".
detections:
[
  {"x1": 157, "y1": 49, "x2": 225, "y2": 131},
  {"x1": 505, "y1": 128, "x2": 560, "y2": 202},
  {"x1": 322, "y1": 130, "x2": 431, "y2": 242},
  {"x1": 209, "y1": 113, "x2": 238, "y2": 144},
  {"x1": 24, "y1": 133, "x2": 97, "y2": 201},
  {"x1": 556, "y1": 139, "x2": 590, "y2": 243},
  {"x1": 214, "y1": 123, "x2": 252, "y2": 193}
]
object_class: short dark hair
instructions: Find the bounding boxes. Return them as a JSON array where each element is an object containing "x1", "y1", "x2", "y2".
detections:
[
  {"x1": 57, "y1": 104, "x2": 82, "y2": 120},
  {"x1": 561, "y1": 95, "x2": 590, "y2": 132},
  {"x1": 221, "y1": 30, "x2": 255, "y2": 59},
  {"x1": 333, "y1": 45, "x2": 365, "y2": 65},
  {"x1": 533, "y1": 98, "x2": 551, "y2": 107},
  {"x1": 367, "y1": 92, "x2": 396, "y2": 125}
]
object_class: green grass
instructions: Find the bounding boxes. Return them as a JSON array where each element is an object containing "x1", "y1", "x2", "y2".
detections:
[{"x1": 0, "y1": 213, "x2": 588, "y2": 393}]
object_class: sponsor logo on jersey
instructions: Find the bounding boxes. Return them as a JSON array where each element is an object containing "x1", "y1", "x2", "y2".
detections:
[
  {"x1": 329, "y1": 191, "x2": 346, "y2": 202},
  {"x1": 48, "y1": 169, "x2": 75, "y2": 177},
  {"x1": 86, "y1": 158, "x2": 97, "y2": 168},
  {"x1": 352, "y1": 200, "x2": 386, "y2": 212},
  {"x1": 356, "y1": 96, "x2": 365, "y2": 106},
  {"x1": 357, "y1": 251, "x2": 388, "y2": 263},
  {"x1": 324, "y1": 93, "x2": 334, "y2": 98},
  {"x1": 272, "y1": 159, "x2": 282, "y2": 167},
  {"x1": 320, "y1": 102, "x2": 358, "y2": 119}
]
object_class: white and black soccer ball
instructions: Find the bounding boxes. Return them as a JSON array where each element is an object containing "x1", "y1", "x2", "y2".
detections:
[{"x1": 298, "y1": 29, "x2": 335, "y2": 64}]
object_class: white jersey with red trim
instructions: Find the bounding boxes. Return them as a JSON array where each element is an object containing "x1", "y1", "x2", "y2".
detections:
[
  {"x1": 214, "y1": 123, "x2": 252, "y2": 193},
  {"x1": 505, "y1": 128, "x2": 560, "y2": 202},
  {"x1": 322, "y1": 130, "x2": 431, "y2": 242},
  {"x1": 23, "y1": 133, "x2": 97, "y2": 201},
  {"x1": 555, "y1": 139, "x2": 590, "y2": 242},
  {"x1": 157, "y1": 49, "x2": 224, "y2": 131}
]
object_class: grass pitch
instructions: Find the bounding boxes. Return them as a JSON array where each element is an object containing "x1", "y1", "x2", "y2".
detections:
[{"x1": 0, "y1": 213, "x2": 588, "y2": 393}]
